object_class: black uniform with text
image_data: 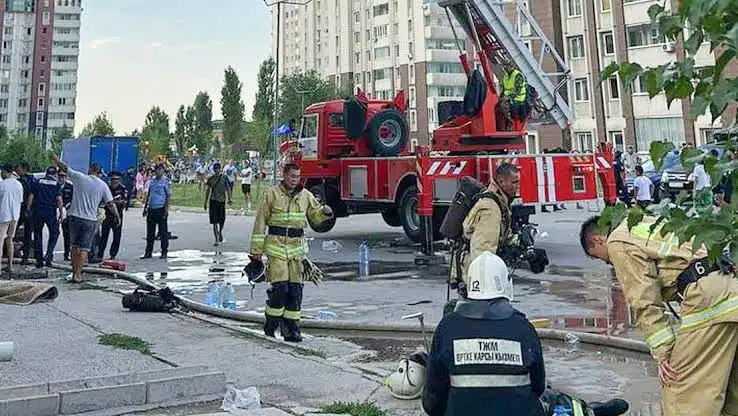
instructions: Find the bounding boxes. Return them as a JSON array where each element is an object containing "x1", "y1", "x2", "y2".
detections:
[
  {"x1": 18, "y1": 173, "x2": 36, "y2": 262},
  {"x1": 99, "y1": 182, "x2": 127, "y2": 259},
  {"x1": 30, "y1": 173, "x2": 62, "y2": 265},
  {"x1": 422, "y1": 300, "x2": 546, "y2": 416}
]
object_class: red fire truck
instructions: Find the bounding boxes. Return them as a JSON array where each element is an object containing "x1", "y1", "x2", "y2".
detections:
[{"x1": 280, "y1": 0, "x2": 617, "y2": 248}]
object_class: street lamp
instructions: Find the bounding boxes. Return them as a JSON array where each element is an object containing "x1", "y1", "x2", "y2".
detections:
[
  {"x1": 262, "y1": 0, "x2": 314, "y2": 185},
  {"x1": 291, "y1": 84, "x2": 321, "y2": 118}
]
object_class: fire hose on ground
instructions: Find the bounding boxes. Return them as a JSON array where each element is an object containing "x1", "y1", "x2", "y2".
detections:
[{"x1": 38, "y1": 261, "x2": 649, "y2": 355}]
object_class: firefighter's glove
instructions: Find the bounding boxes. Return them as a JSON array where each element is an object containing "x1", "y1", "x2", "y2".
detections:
[
  {"x1": 528, "y1": 248, "x2": 549, "y2": 274},
  {"x1": 302, "y1": 258, "x2": 324, "y2": 285}
]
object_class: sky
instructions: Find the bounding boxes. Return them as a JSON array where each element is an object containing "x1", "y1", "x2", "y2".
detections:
[{"x1": 75, "y1": 0, "x2": 272, "y2": 135}]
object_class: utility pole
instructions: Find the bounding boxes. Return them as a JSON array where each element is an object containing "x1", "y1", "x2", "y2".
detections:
[
  {"x1": 263, "y1": 0, "x2": 313, "y2": 185},
  {"x1": 291, "y1": 85, "x2": 321, "y2": 118}
]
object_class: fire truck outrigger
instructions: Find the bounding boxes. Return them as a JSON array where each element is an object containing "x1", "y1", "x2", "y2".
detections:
[{"x1": 280, "y1": 0, "x2": 617, "y2": 255}]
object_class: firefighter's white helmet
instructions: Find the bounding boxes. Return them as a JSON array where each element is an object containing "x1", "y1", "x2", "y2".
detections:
[
  {"x1": 467, "y1": 251, "x2": 512, "y2": 301},
  {"x1": 384, "y1": 353, "x2": 427, "y2": 400}
]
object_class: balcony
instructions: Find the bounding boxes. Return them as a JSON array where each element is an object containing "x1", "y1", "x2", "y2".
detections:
[
  {"x1": 50, "y1": 60, "x2": 78, "y2": 70},
  {"x1": 425, "y1": 49, "x2": 459, "y2": 62},
  {"x1": 52, "y1": 46, "x2": 79, "y2": 56},
  {"x1": 54, "y1": 19, "x2": 81, "y2": 29},
  {"x1": 424, "y1": 26, "x2": 453, "y2": 40},
  {"x1": 426, "y1": 72, "x2": 466, "y2": 86},
  {"x1": 53, "y1": 32, "x2": 80, "y2": 42},
  {"x1": 623, "y1": 0, "x2": 661, "y2": 26}
]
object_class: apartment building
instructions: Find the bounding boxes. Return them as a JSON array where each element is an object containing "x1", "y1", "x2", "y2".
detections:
[
  {"x1": 562, "y1": 0, "x2": 728, "y2": 152},
  {"x1": 0, "y1": 0, "x2": 81, "y2": 146},
  {"x1": 271, "y1": 0, "x2": 475, "y2": 147}
]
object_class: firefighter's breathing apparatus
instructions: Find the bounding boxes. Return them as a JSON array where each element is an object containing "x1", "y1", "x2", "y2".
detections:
[{"x1": 666, "y1": 252, "x2": 737, "y2": 320}]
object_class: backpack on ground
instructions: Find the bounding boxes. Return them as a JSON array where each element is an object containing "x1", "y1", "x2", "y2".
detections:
[{"x1": 122, "y1": 286, "x2": 179, "y2": 312}]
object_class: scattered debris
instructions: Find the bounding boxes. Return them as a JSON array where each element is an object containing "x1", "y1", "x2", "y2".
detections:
[
  {"x1": 322, "y1": 240, "x2": 342, "y2": 252},
  {"x1": 406, "y1": 300, "x2": 432, "y2": 306},
  {"x1": 318, "y1": 310, "x2": 339, "y2": 320},
  {"x1": 564, "y1": 332, "x2": 580, "y2": 351},
  {"x1": 221, "y1": 385, "x2": 261, "y2": 412}
]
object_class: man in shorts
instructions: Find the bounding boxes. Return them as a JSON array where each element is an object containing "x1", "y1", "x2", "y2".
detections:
[
  {"x1": 50, "y1": 153, "x2": 120, "y2": 283},
  {"x1": 224, "y1": 159, "x2": 237, "y2": 202},
  {"x1": 0, "y1": 165, "x2": 23, "y2": 277},
  {"x1": 240, "y1": 160, "x2": 253, "y2": 212},
  {"x1": 204, "y1": 162, "x2": 231, "y2": 246}
]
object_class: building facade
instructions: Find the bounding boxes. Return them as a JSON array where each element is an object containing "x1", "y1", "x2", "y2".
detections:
[
  {"x1": 271, "y1": 0, "x2": 729, "y2": 153},
  {"x1": 0, "y1": 0, "x2": 81, "y2": 146}
]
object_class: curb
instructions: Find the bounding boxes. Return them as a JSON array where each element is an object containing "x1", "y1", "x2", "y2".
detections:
[{"x1": 0, "y1": 367, "x2": 226, "y2": 416}]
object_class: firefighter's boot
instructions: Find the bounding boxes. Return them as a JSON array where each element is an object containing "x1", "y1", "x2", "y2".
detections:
[
  {"x1": 264, "y1": 282, "x2": 288, "y2": 337},
  {"x1": 282, "y1": 282, "x2": 304, "y2": 342}
]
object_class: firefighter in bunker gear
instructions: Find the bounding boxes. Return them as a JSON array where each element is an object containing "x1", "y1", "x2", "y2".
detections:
[
  {"x1": 449, "y1": 162, "x2": 520, "y2": 296},
  {"x1": 423, "y1": 251, "x2": 546, "y2": 416},
  {"x1": 581, "y1": 215, "x2": 738, "y2": 416},
  {"x1": 500, "y1": 61, "x2": 530, "y2": 125},
  {"x1": 249, "y1": 164, "x2": 333, "y2": 342}
]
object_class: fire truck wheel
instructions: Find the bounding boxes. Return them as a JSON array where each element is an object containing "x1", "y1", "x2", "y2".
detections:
[
  {"x1": 400, "y1": 186, "x2": 422, "y2": 243},
  {"x1": 368, "y1": 109, "x2": 408, "y2": 157},
  {"x1": 381, "y1": 209, "x2": 402, "y2": 227}
]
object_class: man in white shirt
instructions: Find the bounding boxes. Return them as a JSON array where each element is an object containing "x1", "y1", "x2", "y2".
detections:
[
  {"x1": 623, "y1": 145, "x2": 641, "y2": 175},
  {"x1": 240, "y1": 160, "x2": 253, "y2": 211},
  {"x1": 50, "y1": 153, "x2": 120, "y2": 283},
  {"x1": 0, "y1": 165, "x2": 23, "y2": 277},
  {"x1": 689, "y1": 149, "x2": 716, "y2": 208},
  {"x1": 632, "y1": 165, "x2": 653, "y2": 210}
]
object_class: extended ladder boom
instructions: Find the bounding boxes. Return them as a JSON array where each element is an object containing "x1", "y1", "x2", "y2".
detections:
[{"x1": 440, "y1": 0, "x2": 575, "y2": 129}]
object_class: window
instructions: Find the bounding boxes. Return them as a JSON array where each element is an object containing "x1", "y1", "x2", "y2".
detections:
[
  {"x1": 374, "y1": 67, "x2": 392, "y2": 80},
  {"x1": 22, "y1": 70, "x2": 28, "y2": 78},
  {"x1": 38, "y1": 97, "x2": 44, "y2": 107},
  {"x1": 567, "y1": 0, "x2": 582, "y2": 17},
  {"x1": 0, "y1": 85, "x2": 7, "y2": 93},
  {"x1": 0, "y1": 99, "x2": 6, "y2": 108},
  {"x1": 365, "y1": 50, "x2": 371, "y2": 62},
  {"x1": 4, "y1": 27, "x2": 11, "y2": 36},
  {"x1": 354, "y1": 73, "x2": 361, "y2": 86},
  {"x1": 365, "y1": 9, "x2": 370, "y2": 20},
  {"x1": 298, "y1": 114, "x2": 318, "y2": 156},
  {"x1": 575, "y1": 132, "x2": 594, "y2": 152},
  {"x1": 39, "y1": 83, "x2": 45, "y2": 93},
  {"x1": 2, "y1": 41, "x2": 8, "y2": 49},
  {"x1": 374, "y1": 46, "x2": 390, "y2": 59},
  {"x1": 328, "y1": 113, "x2": 344, "y2": 127},
  {"x1": 609, "y1": 131, "x2": 624, "y2": 151},
  {"x1": 426, "y1": 39, "x2": 465, "y2": 50},
  {"x1": 409, "y1": 110, "x2": 417, "y2": 132},
  {"x1": 427, "y1": 62, "x2": 463, "y2": 73},
  {"x1": 23, "y1": 55, "x2": 29, "y2": 64},
  {"x1": 627, "y1": 24, "x2": 666, "y2": 47},
  {"x1": 17, "y1": 113, "x2": 26, "y2": 124},
  {"x1": 43, "y1": 11, "x2": 50, "y2": 25},
  {"x1": 1, "y1": 55, "x2": 9, "y2": 64},
  {"x1": 568, "y1": 36, "x2": 585, "y2": 59},
  {"x1": 631, "y1": 75, "x2": 647, "y2": 94},
  {"x1": 18, "y1": 98, "x2": 27, "y2": 107},
  {"x1": 353, "y1": 32, "x2": 359, "y2": 43},
  {"x1": 354, "y1": 12, "x2": 359, "y2": 22},
  {"x1": 574, "y1": 78, "x2": 589, "y2": 101},
  {"x1": 601, "y1": 31, "x2": 615, "y2": 55},
  {"x1": 608, "y1": 76, "x2": 619, "y2": 99},
  {"x1": 26, "y1": 28, "x2": 31, "y2": 36},
  {"x1": 365, "y1": 29, "x2": 370, "y2": 41},
  {"x1": 394, "y1": 45, "x2": 400, "y2": 56},
  {"x1": 40, "y1": 69, "x2": 45, "y2": 78},
  {"x1": 377, "y1": 89, "x2": 392, "y2": 100},
  {"x1": 430, "y1": 85, "x2": 466, "y2": 97},
  {"x1": 354, "y1": 52, "x2": 360, "y2": 64},
  {"x1": 373, "y1": 24, "x2": 388, "y2": 38},
  {"x1": 601, "y1": 0, "x2": 611, "y2": 11},
  {"x1": 373, "y1": 3, "x2": 389, "y2": 16},
  {"x1": 394, "y1": 23, "x2": 398, "y2": 34}
]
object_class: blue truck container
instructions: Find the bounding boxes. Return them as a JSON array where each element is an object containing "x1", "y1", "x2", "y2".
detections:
[{"x1": 61, "y1": 136, "x2": 139, "y2": 180}]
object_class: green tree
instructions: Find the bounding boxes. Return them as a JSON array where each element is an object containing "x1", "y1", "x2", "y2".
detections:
[
  {"x1": 0, "y1": 133, "x2": 49, "y2": 171},
  {"x1": 252, "y1": 57, "x2": 275, "y2": 124},
  {"x1": 600, "y1": 0, "x2": 738, "y2": 263},
  {"x1": 50, "y1": 124, "x2": 73, "y2": 154},
  {"x1": 245, "y1": 118, "x2": 272, "y2": 154},
  {"x1": 220, "y1": 66, "x2": 246, "y2": 145},
  {"x1": 193, "y1": 91, "x2": 214, "y2": 152},
  {"x1": 80, "y1": 112, "x2": 115, "y2": 136},
  {"x1": 279, "y1": 70, "x2": 345, "y2": 125},
  {"x1": 140, "y1": 106, "x2": 171, "y2": 157}
]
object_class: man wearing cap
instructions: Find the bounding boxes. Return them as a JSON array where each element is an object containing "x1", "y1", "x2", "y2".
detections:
[
  {"x1": 99, "y1": 171, "x2": 127, "y2": 260},
  {"x1": 49, "y1": 153, "x2": 119, "y2": 283},
  {"x1": 26, "y1": 166, "x2": 63, "y2": 267},
  {"x1": 141, "y1": 164, "x2": 171, "y2": 259},
  {"x1": 0, "y1": 165, "x2": 23, "y2": 277}
]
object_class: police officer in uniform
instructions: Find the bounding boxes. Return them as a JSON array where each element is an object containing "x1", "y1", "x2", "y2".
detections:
[
  {"x1": 450, "y1": 163, "x2": 520, "y2": 297},
  {"x1": 423, "y1": 251, "x2": 546, "y2": 416},
  {"x1": 249, "y1": 163, "x2": 333, "y2": 342},
  {"x1": 59, "y1": 171, "x2": 73, "y2": 261},
  {"x1": 27, "y1": 166, "x2": 63, "y2": 267},
  {"x1": 581, "y1": 216, "x2": 738, "y2": 415}
]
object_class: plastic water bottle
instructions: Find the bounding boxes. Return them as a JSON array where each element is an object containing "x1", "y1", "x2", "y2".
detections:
[
  {"x1": 205, "y1": 281, "x2": 219, "y2": 307},
  {"x1": 358, "y1": 241, "x2": 370, "y2": 278},
  {"x1": 222, "y1": 283, "x2": 237, "y2": 310},
  {"x1": 552, "y1": 405, "x2": 572, "y2": 416}
]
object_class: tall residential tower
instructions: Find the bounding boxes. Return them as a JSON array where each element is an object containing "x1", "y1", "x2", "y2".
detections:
[{"x1": 0, "y1": 0, "x2": 81, "y2": 145}]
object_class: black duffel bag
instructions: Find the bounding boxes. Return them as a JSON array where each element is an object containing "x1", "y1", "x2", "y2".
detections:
[{"x1": 122, "y1": 287, "x2": 179, "y2": 312}]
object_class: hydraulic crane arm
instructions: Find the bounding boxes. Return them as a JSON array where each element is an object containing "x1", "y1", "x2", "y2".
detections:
[{"x1": 440, "y1": 0, "x2": 575, "y2": 130}]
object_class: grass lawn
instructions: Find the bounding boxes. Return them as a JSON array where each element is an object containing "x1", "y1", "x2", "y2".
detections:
[{"x1": 170, "y1": 179, "x2": 269, "y2": 209}]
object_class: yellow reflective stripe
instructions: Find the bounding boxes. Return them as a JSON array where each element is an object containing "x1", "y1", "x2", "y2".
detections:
[
  {"x1": 283, "y1": 309, "x2": 301, "y2": 320},
  {"x1": 266, "y1": 306, "x2": 285, "y2": 317},
  {"x1": 250, "y1": 234, "x2": 266, "y2": 253},
  {"x1": 264, "y1": 243, "x2": 307, "y2": 259},
  {"x1": 573, "y1": 401, "x2": 586, "y2": 416},
  {"x1": 645, "y1": 325, "x2": 675, "y2": 349},
  {"x1": 630, "y1": 223, "x2": 680, "y2": 256},
  {"x1": 682, "y1": 295, "x2": 738, "y2": 330}
]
